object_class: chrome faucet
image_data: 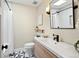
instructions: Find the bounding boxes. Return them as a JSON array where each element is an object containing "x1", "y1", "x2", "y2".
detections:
[{"x1": 53, "y1": 34, "x2": 59, "y2": 42}]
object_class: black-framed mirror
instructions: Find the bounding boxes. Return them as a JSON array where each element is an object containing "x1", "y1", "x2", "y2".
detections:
[{"x1": 50, "y1": 0, "x2": 75, "y2": 29}]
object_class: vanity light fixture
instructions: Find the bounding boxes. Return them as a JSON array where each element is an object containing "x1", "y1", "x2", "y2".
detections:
[
  {"x1": 46, "y1": 5, "x2": 50, "y2": 15},
  {"x1": 54, "y1": 0, "x2": 66, "y2": 6}
]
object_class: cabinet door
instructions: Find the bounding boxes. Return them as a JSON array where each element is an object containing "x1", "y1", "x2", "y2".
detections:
[{"x1": 34, "y1": 42, "x2": 57, "y2": 58}]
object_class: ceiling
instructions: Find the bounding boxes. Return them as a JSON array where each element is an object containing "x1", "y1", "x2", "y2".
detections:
[{"x1": 8, "y1": 0, "x2": 42, "y2": 7}]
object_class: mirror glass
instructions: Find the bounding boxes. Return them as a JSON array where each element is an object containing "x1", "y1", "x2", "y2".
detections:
[{"x1": 50, "y1": 0, "x2": 75, "y2": 29}]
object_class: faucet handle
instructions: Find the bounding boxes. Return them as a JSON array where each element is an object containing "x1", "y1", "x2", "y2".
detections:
[
  {"x1": 53, "y1": 34, "x2": 59, "y2": 42},
  {"x1": 53, "y1": 34, "x2": 56, "y2": 36}
]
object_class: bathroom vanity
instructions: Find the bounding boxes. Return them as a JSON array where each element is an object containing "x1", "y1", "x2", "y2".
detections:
[
  {"x1": 34, "y1": 40, "x2": 57, "y2": 58},
  {"x1": 34, "y1": 37, "x2": 79, "y2": 58}
]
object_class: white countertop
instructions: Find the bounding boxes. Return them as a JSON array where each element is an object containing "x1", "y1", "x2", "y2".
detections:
[{"x1": 34, "y1": 37, "x2": 79, "y2": 58}]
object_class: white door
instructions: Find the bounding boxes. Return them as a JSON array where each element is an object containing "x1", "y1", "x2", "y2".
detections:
[
  {"x1": 0, "y1": 15, "x2": 1, "y2": 58},
  {"x1": 0, "y1": 0, "x2": 1, "y2": 58},
  {"x1": 1, "y1": 0, "x2": 14, "y2": 57}
]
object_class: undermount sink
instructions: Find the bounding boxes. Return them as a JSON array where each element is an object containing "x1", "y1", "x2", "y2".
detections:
[
  {"x1": 37, "y1": 37, "x2": 58, "y2": 46},
  {"x1": 34, "y1": 37, "x2": 79, "y2": 58}
]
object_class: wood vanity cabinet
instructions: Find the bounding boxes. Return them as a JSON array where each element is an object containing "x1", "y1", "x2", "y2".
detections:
[{"x1": 34, "y1": 42, "x2": 57, "y2": 58}]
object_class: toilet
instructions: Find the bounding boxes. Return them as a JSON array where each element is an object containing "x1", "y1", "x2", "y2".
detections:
[{"x1": 24, "y1": 42, "x2": 35, "y2": 57}]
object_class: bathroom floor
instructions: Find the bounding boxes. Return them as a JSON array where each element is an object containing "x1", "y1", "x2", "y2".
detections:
[{"x1": 8, "y1": 48, "x2": 35, "y2": 58}]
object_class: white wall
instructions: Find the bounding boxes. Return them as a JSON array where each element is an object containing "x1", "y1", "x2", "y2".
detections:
[
  {"x1": 37, "y1": 0, "x2": 79, "y2": 44},
  {"x1": 12, "y1": 0, "x2": 79, "y2": 48},
  {"x1": 12, "y1": 3, "x2": 37, "y2": 48}
]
